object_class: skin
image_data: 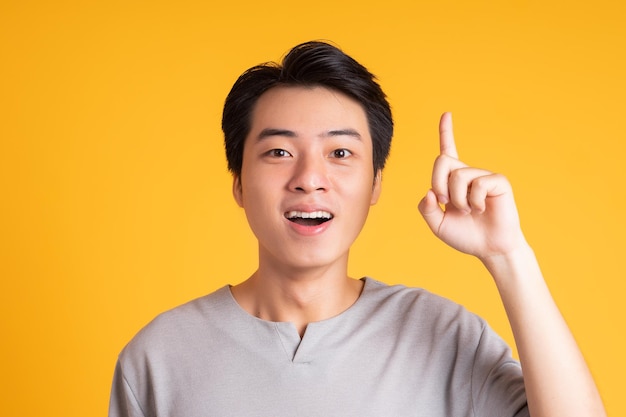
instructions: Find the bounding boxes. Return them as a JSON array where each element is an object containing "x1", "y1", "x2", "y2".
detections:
[
  {"x1": 231, "y1": 86, "x2": 380, "y2": 335},
  {"x1": 232, "y1": 86, "x2": 606, "y2": 416},
  {"x1": 418, "y1": 113, "x2": 606, "y2": 417}
]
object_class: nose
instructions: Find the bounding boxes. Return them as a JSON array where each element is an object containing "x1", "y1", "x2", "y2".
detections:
[{"x1": 288, "y1": 153, "x2": 330, "y2": 193}]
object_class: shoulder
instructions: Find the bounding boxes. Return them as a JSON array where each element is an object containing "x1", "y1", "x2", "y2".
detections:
[
  {"x1": 364, "y1": 277, "x2": 477, "y2": 316},
  {"x1": 118, "y1": 286, "x2": 234, "y2": 362},
  {"x1": 362, "y1": 277, "x2": 488, "y2": 337}
]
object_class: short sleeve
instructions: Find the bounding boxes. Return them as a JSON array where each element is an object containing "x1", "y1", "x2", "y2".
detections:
[
  {"x1": 108, "y1": 360, "x2": 147, "y2": 417},
  {"x1": 470, "y1": 324, "x2": 529, "y2": 417}
]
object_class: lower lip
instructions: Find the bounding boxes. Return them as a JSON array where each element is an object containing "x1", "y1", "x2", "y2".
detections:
[{"x1": 286, "y1": 219, "x2": 332, "y2": 236}]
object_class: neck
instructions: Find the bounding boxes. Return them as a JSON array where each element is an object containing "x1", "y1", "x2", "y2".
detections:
[{"x1": 231, "y1": 261, "x2": 363, "y2": 337}]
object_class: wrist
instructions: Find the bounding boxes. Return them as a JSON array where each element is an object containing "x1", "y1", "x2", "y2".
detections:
[{"x1": 480, "y1": 242, "x2": 540, "y2": 289}]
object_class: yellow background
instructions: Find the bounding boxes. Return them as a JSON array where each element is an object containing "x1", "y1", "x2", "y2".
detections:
[{"x1": 1, "y1": 0, "x2": 624, "y2": 415}]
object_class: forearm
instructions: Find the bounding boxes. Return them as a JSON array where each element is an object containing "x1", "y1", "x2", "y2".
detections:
[{"x1": 482, "y1": 245, "x2": 606, "y2": 417}]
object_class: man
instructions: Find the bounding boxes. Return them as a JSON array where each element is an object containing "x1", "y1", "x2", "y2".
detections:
[{"x1": 109, "y1": 41, "x2": 605, "y2": 416}]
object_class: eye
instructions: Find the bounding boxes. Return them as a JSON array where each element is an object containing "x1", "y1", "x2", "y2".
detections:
[
  {"x1": 331, "y1": 149, "x2": 352, "y2": 159},
  {"x1": 268, "y1": 149, "x2": 292, "y2": 158}
]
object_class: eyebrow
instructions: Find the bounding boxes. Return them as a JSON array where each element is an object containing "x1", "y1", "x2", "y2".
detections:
[
  {"x1": 257, "y1": 128, "x2": 297, "y2": 139},
  {"x1": 325, "y1": 129, "x2": 362, "y2": 140},
  {"x1": 256, "y1": 128, "x2": 362, "y2": 140}
]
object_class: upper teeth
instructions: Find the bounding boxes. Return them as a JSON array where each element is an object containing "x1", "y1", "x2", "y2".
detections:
[{"x1": 286, "y1": 211, "x2": 332, "y2": 219}]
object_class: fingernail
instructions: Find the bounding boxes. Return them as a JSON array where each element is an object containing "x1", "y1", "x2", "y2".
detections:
[{"x1": 437, "y1": 194, "x2": 449, "y2": 205}]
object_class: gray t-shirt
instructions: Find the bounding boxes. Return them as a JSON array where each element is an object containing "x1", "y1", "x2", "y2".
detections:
[{"x1": 109, "y1": 278, "x2": 528, "y2": 417}]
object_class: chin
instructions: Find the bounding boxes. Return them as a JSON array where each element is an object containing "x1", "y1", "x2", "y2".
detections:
[{"x1": 274, "y1": 247, "x2": 349, "y2": 272}]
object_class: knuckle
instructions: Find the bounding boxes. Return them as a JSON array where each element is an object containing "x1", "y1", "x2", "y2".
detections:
[{"x1": 448, "y1": 168, "x2": 465, "y2": 183}]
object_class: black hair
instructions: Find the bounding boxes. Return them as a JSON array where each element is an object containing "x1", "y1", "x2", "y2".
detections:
[{"x1": 222, "y1": 41, "x2": 393, "y2": 176}]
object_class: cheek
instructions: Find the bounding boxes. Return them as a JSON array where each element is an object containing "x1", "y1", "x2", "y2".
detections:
[
  {"x1": 240, "y1": 173, "x2": 281, "y2": 217},
  {"x1": 338, "y1": 176, "x2": 377, "y2": 209},
  {"x1": 241, "y1": 187, "x2": 276, "y2": 240}
]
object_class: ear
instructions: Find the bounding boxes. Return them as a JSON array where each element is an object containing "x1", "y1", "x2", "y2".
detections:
[
  {"x1": 232, "y1": 174, "x2": 244, "y2": 207},
  {"x1": 370, "y1": 169, "x2": 382, "y2": 205}
]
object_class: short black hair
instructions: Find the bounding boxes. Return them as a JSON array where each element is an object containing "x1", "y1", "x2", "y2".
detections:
[{"x1": 222, "y1": 41, "x2": 393, "y2": 176}]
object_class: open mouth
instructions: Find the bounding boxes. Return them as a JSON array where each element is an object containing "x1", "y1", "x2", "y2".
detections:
[{"x1": 285, "y1": 210, "x2": 333, "y2": 226}]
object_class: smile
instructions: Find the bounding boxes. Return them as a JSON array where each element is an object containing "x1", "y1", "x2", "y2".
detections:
[{"x1": 285, "y1": 210, "x2": 333, "y2": 226}]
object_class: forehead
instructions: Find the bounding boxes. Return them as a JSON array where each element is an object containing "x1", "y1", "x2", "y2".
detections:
[{"x1": 249, "y1": 86, "x2": 370, "y2": 137}]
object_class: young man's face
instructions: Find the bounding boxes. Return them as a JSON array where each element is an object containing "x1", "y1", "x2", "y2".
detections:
[{"x1": 233, "y1": 86, "x2": 381, "y2": 272}]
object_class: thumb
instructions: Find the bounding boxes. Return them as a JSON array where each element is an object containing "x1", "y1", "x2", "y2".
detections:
[{"x1": 418, "y1": 189, "x2": 444, "y2": 235}]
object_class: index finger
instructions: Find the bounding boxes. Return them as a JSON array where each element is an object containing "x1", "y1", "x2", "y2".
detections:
[{"x1": 439, "y1": 112, "x2": 459, "y2": 159}]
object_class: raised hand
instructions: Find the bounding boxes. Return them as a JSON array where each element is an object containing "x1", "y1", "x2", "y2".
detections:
[
  {"x1": 418, "y1": 113, "x2": 607, "y2": 417},
  {"x1": 417, "y1": 112, "x2": 527, "y2": 261}
]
